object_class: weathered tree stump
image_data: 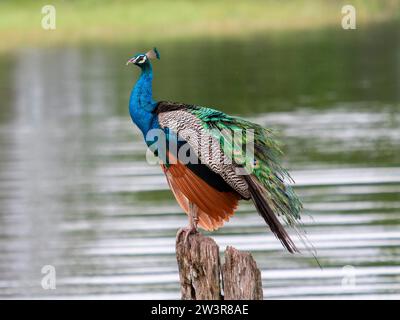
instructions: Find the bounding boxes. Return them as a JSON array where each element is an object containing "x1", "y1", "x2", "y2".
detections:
[
  {"x1": 222, "y1": 246, "x2": 263, "y2": 300},
  {"x1": 176, "y1": 231, "x2": 263, "y2": 300},
  {"x1": 176, "y1": 232, "x2": 222, "y2": 300}
]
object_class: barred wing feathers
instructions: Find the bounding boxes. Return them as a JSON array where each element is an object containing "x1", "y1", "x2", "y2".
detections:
[{"x1": 189, "y1": 106, "x2": 303, "y2": 226}]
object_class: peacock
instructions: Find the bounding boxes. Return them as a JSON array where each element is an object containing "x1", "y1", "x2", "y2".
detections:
[{"x1": 126, "y1": 48, "x2": 303, "y2": 253}]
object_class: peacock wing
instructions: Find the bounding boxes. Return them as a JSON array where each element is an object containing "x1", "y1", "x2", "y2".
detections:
[{"x1": 154, "y1": 101, "x2": 302, "y2": 226}]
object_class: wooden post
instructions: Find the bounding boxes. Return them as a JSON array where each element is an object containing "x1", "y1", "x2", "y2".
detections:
[
  {"x1": 176, "y1": 232, "x2": 222, "y2": 300},
  {"x1": 222, "y1": 246, "x2": 263, "y2": 300},
  {"x1": 176, "y1": 231, "x2": 263, "y2": 300}
]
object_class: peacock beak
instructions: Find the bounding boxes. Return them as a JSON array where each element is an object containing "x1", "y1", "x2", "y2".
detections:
[{"x1": 126, "y1": 58, "x2": 136, "y2": 66}]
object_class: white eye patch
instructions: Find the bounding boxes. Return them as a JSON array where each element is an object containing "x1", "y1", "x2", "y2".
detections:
[{"x1": 136, "y1": 55, "x2": 147, "y2": 64}]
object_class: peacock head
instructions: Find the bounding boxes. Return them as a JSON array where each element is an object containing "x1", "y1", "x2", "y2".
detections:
[{"x1": 126, "y1": 48, "x2": 160, "y2": 69}]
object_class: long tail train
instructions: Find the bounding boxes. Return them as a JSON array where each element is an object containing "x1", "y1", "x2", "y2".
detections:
[{"x1": 243, "y1": 175, "x2": 299, "y2": 253}]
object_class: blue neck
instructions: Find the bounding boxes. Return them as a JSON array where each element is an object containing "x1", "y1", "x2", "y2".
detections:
[{"x1": 129, "y1": 64, "x2": 159, "y2": 135}]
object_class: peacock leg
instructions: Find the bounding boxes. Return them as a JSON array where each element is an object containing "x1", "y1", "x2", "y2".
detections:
[
  {"x1": 186, "y1": 202, "x2": 199, "y2": 241},
  {"x1": 176, "y1": 202, "x2": 199, "y2": 244}
]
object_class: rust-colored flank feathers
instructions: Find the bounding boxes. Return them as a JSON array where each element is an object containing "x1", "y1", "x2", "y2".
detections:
[{"x1": 161, "y1": 153, "x2": 240, "y2": 231}]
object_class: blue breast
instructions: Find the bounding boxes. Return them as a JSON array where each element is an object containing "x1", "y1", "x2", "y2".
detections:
[{"x1": 129, "y1": 69, "x2": 160, "y2": 137}]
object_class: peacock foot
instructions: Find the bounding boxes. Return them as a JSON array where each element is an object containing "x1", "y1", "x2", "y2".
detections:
[{"x1": 176, "y1": 226, "x2": 198, "y2": 245}]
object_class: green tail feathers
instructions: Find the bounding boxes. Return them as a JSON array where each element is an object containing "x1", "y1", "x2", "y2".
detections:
[{"x1": 189, "y1": 106, "x2": 303, "y2": 226}]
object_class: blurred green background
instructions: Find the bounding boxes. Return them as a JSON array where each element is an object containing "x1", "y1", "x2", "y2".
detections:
[
  {"x1": 1, "y1": 0, "x2": 399, "y2": 52},
  {"x1": 0, "y1": 0, "x2": 399, "y2": 299}
]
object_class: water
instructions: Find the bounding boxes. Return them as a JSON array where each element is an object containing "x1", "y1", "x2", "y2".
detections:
[{"x1": 0, "y1": 22, "x2": 399, "y2": 299}]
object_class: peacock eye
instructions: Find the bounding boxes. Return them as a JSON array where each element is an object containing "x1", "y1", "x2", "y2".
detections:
[{"x1": 137, "y1": 55, "x2": 147, "y2": 64}]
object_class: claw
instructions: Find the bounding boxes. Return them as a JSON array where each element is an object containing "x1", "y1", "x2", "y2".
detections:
[
  {"x1": 183, "y1": 226, "x2": 197, "y2": 245},
  {"x1": 176, "y1": 227, "x2": 186, "y2": 242},
  {"x1": 176, "y1": 202, "x2": 199, "y2": 246},
  {"x1": 176, "y1": 226, "x2": 198, "y2": 245}
]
